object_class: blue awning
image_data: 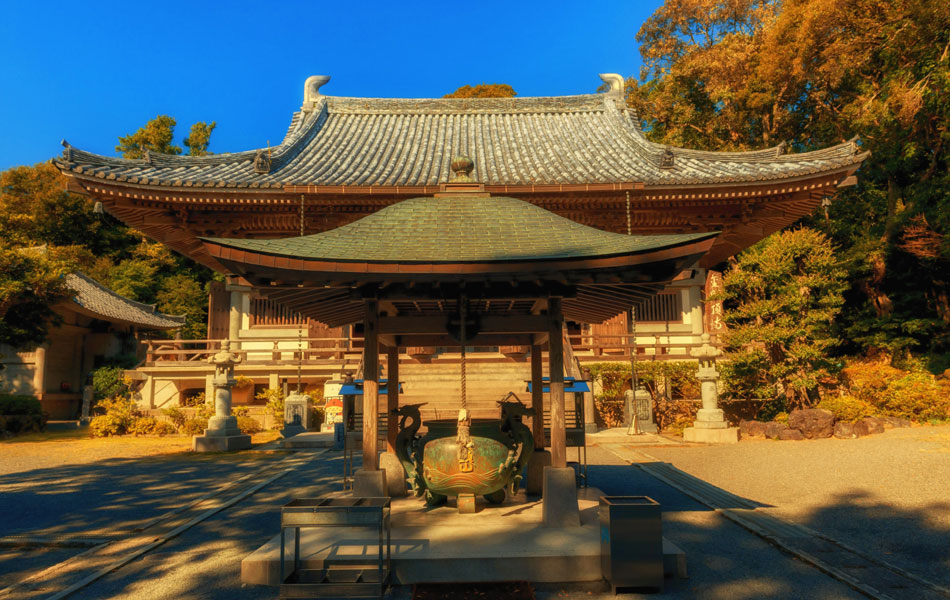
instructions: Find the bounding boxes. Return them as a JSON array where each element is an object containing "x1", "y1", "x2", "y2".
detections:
[
  {"x1": 337, "y1": 379, "x2": 402, "y2": 396},
  {"x1": 526, "y1": 377, "x2": 591, "y2": 393}
]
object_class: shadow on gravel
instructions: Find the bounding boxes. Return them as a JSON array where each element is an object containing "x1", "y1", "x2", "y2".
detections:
[{"x1": 0, "y1": 452, "x2": 288, "y2": 539}]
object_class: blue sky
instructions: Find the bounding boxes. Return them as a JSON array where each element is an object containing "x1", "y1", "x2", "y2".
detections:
[{"x1": 0, "y1": 1, "x2": 662, "y2": 170}]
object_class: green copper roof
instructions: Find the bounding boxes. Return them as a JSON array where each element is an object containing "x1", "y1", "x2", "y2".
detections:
[{"x1": 203, "y1": 194, "x2": 717, "y2": 263}]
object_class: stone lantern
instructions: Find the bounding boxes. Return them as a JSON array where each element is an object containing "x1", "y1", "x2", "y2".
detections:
[
  {"x1": 683, "y1": 334, "x2": 738, "y2": 443},
  {"x1": 193, "y1": 339, "x2": 252, "y2": 452}
]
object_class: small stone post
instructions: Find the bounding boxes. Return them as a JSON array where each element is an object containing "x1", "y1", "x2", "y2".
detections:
[
  {"x1": 683, "y1": 334, "x2": 738, "y2": 443},
  {"x1": 80, "y1": 383, "x2": 93, "y2": 424},
  {"x1": 193, "y1": 339, "x2": 252, "y2": 452}
]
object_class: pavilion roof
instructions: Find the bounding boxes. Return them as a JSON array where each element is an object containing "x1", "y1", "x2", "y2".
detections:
[
  {"x1": 65, "y1": 272, "x2": 185, "y2": 330},
  {"x1": 54, "y1": 75, "x2": 867, "y2": 190},
  {"x1": 203, "y1": 194, "x2": 716, "y2": 263},
  {"x1": 203, "y1": 190, "x2": 717, "y2": 326}
]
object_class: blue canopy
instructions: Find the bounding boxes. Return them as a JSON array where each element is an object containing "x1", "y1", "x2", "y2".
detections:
[
  {"x1": 337, "y1": 379, "x2": 402, "y2": 396},
  {"x1": 525, "y1": 376, "x2": 591, "y2": 394}
]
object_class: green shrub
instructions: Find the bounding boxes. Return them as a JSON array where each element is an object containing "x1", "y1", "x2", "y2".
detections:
[
  {"x1": 309, "y1": 406, "x2": 325, "y2": 430},
  {"x1": 232, "y1": 406, "x2": 249, "y2": 417},
  {"x1": 0, "y1": 394, "x2": 43, "y2": 416},
  {"x1": 817, "y1": 395, "x2": 876, "y2": 422},
  {"x1": 181, "y1": 417, "x2": 208, "y2": 435},
  {"x1": 92, "y1": 366, "x2": 130, "y2": 403},
  {"x1": 162, "y1": 407, "x2": 187, "y2": 430},
  {"x1": 89, "y1": 413, "x2": 127, "y2": 437},
  {"x1": 842, "y1": 359, "x2": 950, "y2": 422},
  {"x1": 151, "y1": 421, "x2": 177, "y2": 436},
  {"x1": 257, "y1": 387, "x2": 285, "y2": 427},
  {"x1": 129, "y1": 416, "x2": 159, "y2": 436},
  {"x1": 89, "y1": 395, "x2": 138, "y2": 437},
  {"x1": 180, "y1": 391, "x2": 206, "y2": 407},
  {"x1": 236, "y1": 415, "x2": 262, "y2": 434}
]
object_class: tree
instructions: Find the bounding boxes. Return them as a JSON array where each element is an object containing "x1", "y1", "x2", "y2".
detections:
[
  {"x1": 155, "y1": 274, "x2": 208, "y2": 339},
  {"x1": 718, "y1": 228, "x2": 847, "y2": 407},
  {"x1": 632, "y1": 0, "x2": 950, "y2": 363},
  {"x1": 0, "y1": 246, "x2": 74, "y2": 349},
  {"x1": 444, "y1": 84, "x2": 516, "y2": 98},
  {"x1": 184, "y1": 121, "x2": 216, "y2": 156},
  {"x1": 116, "y1": 115, "x2": 182, "y2": 158}
]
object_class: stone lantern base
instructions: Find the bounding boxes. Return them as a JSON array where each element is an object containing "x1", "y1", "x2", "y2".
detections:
[
  {"x1": 683, "y1": 426, "x2": 738, "y2": 444},
  {"x1": 193, "y1": 415, "x2": 252, "y2": 452}
]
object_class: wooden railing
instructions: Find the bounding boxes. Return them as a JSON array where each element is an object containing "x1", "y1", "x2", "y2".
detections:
[
  {"x1": 141, "y1": 333, "x2": 718, "y2": 367},
  {"x1": 568, "y1": 333, "x2": 719, "y2": 362},
  {"x1": 143, "y1": 337, "x2": 362, "y2": 366}
]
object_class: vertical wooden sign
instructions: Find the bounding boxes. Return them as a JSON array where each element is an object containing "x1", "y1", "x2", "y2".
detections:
[{"x1": 704, "y1": 270, "x2": 726, "y2": 339}]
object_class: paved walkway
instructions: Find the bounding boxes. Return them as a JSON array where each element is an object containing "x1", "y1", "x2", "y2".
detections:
[{"x1": 1, "y1": 428, "x2": 946, "y2": 598}]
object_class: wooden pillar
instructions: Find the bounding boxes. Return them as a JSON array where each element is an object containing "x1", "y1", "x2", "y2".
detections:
[
  {"x1": 531, "y1": 342, "x2": 544, "y2": 450},
  {"x1": 386, "y1": 345, "x2": 399, "y2": 453},
  {"x1": 362, "y1": 300, "x2": 380, "y2": 470},
  {"x1": 228, "y1": 290, "x2": 243, "y2": 349},
  {"x1": 32, "y1": 344, "x2": 47, "y2": 399},
  {"x1": 548, "y1": 297, "x2": 566, "y2": 468}
]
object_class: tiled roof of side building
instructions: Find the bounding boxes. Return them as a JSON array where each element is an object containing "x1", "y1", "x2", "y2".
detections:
[
  {"x1": 202, "y1": 194, "x2": 718, "y2": 263},
  {"x1": 65, "y1": 272, "x2": 185, "y2": 330},
  {"x1": 55, "y1": 74, "x2": 868, "y2": 189}
]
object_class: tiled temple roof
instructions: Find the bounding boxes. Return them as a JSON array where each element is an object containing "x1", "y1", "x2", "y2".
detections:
[
  {"x1": 54, "y1": 75, "x2": 867, "y2": 189},
  {"x1": 65, "y1": 272, "x2": 185, "y2": 329},
  {"x1": 204, "y1": 194, "x2": 716, "y2": 263}
]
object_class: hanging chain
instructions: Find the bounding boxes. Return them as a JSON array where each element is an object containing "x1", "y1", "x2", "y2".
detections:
[
  {"x1": 296, "y1": 319, "x2": 304, "y2": 394},
  {"x1": 299, "y1": 194, "x2": 305, "y2": 237},
  {"x1": 457, "y1": 296, "x2": 473, "y2": 472},
  {"x1": 626, "y1": 191, "x2": 631, "y2": 236}
]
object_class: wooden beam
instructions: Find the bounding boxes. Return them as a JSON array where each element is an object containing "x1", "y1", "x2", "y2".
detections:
[
  {"x1": 531, "y1": 343, "x2": 544, "y2": 451},
  {"x1": 379, "y1": 315, "x2": 548, "y2": 335},
  {"x1": 548, "y1": 297, "x2": 566, "y2": 468},
  {"x1": 362, "y1": 300, "x2": 379, "y2": 471},
  {"x1": 386, "y1": 345, "x2": 399, "y2": 454}
]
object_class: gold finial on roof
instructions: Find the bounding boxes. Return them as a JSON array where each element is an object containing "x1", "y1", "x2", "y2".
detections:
[{"x1": 449, "y1": 155, "x2": 475, "y2": 183}]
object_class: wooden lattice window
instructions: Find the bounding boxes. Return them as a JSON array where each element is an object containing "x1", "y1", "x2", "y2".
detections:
[
  {"x1": 636, "y1": 292, "x2": 683, "y2": 323},
  {"x1": 249, "y1": 298, "x2": 306, "y2": 327}
]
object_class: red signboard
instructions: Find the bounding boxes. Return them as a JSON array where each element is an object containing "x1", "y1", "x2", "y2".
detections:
[{"x1": 704, "y1": 270, "x2": 726, "y2": 338}]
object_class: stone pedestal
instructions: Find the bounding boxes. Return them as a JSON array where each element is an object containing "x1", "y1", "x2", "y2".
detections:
[
  {"x1": 353, "y1": 468, "x2": 387, "y2": 498},
  {"x1": 542, "y1": 467, "x2": 580, "y2": 527},
  {"x1": 625, "y1": 388, "x2": 657, "y2": 434},
  {"x1": 526, "y1": 450, "x2": 551, "y2": 496},
  {"x1": 281, "y1": 392, "x2": 310, "y2": 438},
  {"x1": 380, "y1": 451, "x2": 408, "y2": 497}
]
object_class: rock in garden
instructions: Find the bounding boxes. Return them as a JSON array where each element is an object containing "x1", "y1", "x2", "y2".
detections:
[
  {"x1": 856, "y1": 416, "x2": 885, "y2": 436},
  {"x1": 778, "y1": 429, "x2": 805, "y2": 441},
  {"x1": 740, "y1": 420, "x2": 767, "y2": 439},
  {"x1": 764, "y1": 422, "x2": 788, "y2": 439},
  {"x1": 787, "y1": 408, "x2": 835, "y2": 439},
  {"x1": 834, "y1": 421, "x2": 858, "y2": 439},
  {"x1": 879, "y1": 416, "x2": 911, "y2": 429}
]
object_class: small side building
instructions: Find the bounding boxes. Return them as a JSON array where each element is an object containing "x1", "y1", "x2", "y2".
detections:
[{"x1": 0, "y1": 272, "x2": 184, "y2": 419}]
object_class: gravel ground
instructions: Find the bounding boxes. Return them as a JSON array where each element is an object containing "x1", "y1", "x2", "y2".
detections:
[
  {"x1": 0, "y1": 432, "x2": 899, "y2": 599},
  {"x1": 638, "y1": 425, "x2": 950, "y2": 588}
]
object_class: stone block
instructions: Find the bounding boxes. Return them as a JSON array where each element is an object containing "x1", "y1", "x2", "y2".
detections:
[
  {"x1": 542, "y1": 467, "x2": 580, "y2": 527},
  {"x1": 683, "y1": 427, "x2": 739, "y2": 444},
  {"x1": 739, "y1": 420, "x2": 767, "y2": 439},
  {"x1": 834, "y1": 421, "x2": 858, "y2": 439},
  {"x1": 778, "y1": 428, "x2": 805, "y2": 441},
  {"x1": 457, "y1": 493, "x2": 476, "y2": 514},
  {"x1": 192, "y1": 433, "x2": 251, "y2": 452},
  {"x1": 788, "y1": 408, "x2": 834, "y2": 439},
  {"x1": 526, "y1": 450, "x2": 551, "y2": 496},
  {"x1": 353, "y1": 468, "x2": 387, "y2": 498},
  {"x1": 854, "y1": 417, "x2": 885, "y2": 437},
  {"x1": 380, "y1": 451, "x2": 408, "y2": 497},
  {"x1": 204, "y1": 415, "x2": 242, "y2": 437},
  {"x1": 764, "y1": 422, "x2": 788, "y2": 439}
]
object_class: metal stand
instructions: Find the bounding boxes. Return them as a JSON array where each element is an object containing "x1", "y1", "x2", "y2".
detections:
[{"x1": 279, "y1": 497, "x2": 391, "y2": 599}]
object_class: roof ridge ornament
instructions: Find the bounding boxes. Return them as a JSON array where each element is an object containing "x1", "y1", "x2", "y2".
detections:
[
  {"x1": 660, "y1": 147, "x2": 675, "y2": 169},
  {"x1": 253, "y1": 148, "x2": 272, "y2": 174},
  {"x1": 61, "y1": 139, "x2": 73, "y2": 162},
  {"x1": 303, "y1": 75, "x2": 331, "y2": 110},
  {"x1": 775, "y1": 141, "x2": 788, "y2": 157},
  {"x1": 598, "y1": 73, "x2": 625, "y2": 101},
  {"x1": 449, "y1": 155, "x2": 475, "y2": 183}
]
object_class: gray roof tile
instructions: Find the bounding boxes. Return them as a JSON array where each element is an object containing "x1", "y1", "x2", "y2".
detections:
[{"x1": 66, "y1": 273, "x2": 185, "y2": 329}]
